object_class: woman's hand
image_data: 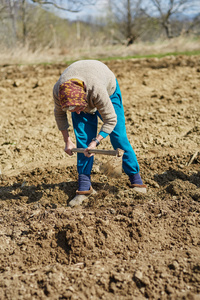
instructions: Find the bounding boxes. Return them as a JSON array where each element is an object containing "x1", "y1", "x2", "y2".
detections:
[
  {"x1": 84, "y1": 135, "x2": 104, "y2": 157},
  {"x1": 64, "y1": 137, "x2": 76, "y2": 156},
  {"x1": 84, "y1": 140, "x2": 97, "y2": 158},
  {"x1": 61, "y1": 130, "x2": 76, "y2": 156}
]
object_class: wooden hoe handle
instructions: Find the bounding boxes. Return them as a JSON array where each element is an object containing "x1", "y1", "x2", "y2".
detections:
[{"x1": 71, "y1": 148, "x2": 124, "y2": 157}]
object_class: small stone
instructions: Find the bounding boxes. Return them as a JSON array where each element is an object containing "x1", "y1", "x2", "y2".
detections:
[
  {"x1": 165, "y1": 284, "x2": 174, "y2": 294},
  {"x1": 168, "y1": 260, "x2": 179, "y2": 270},
  {"x1": 109, "y1": 208, "x2": 116, "y2": 214},
  {"x1": 158, "y1": 107, "x2": 168, "y2": 113},
  {"x1": 135, "y1": 270, "x2": 143, "y2": 280}
]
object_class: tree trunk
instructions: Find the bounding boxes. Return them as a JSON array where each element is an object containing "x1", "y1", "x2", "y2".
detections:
[
  {"x1": 22, "y1": 0, "x2": 27, "y2": 46},
  {"x1": 126, "y1": 0, "x2": 132, "y2": 40},
  {"x1": 8, "y1": 0, "x2": 17, "y2": 45},
  {"x1": 163, "y1": 20, "x2": 173, "y2": 38}
]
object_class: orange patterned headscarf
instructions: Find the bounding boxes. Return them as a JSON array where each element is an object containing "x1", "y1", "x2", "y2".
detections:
[{"x1": 58, "y1": 78, "x2": 87, "y2": 110}]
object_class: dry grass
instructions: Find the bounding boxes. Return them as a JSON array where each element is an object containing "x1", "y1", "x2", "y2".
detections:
[{"x1": 0, "y1": 36, "x2": 199, "y2": 65}]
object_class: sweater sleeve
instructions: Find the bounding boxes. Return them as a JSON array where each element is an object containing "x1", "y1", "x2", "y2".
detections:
[
  {"x1": 53, "y1": 83, "x2": 69, "y2": 131},
  {"x1": 92, "y1": 86, "x2": 117, "y2": 135}
]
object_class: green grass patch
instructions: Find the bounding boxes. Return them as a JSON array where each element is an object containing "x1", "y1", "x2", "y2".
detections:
[
  {"x1": 7, "y1": 48, "x2": 200, "y2": 66},
  {"x1": 97, "y1": 50, "x2": 200, "y2": 62},
  {"x1": 62, "y1": 49, "x2": 200, "y2": 65}
]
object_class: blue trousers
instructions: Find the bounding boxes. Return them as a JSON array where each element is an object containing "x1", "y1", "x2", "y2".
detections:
[{"x1": 71, "y1": 80, "x2": 140, "y2": 176}]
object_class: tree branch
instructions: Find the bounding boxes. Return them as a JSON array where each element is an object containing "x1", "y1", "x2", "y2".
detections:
[{"x1": 31, "y1": 0, "x2": 97, "y2": 12}]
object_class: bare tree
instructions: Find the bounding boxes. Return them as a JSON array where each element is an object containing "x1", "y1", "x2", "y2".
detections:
[
  {"x1": 0, "y1": 0, "x2": 18, "y2": 45},
  {"x1": 106, "y1": 0, "x2": 143, "y2": 45},
  {"x1": 148, "y1": 0, "x2": 200, "y2": 38},
  {"x1": 0, "y1": 0, "x2": 99, "y2": 48},
  {"x1": 185, "y1": 12, "x2": 200, "y2": 34}
]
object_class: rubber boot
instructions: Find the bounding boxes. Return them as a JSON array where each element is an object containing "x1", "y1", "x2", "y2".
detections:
[
  {"x1": 131, "y1": 184, "x2": 147, "y2": 193},
  {"x1": 68, "y1": 186, "x2": 97, "y2": 207}
]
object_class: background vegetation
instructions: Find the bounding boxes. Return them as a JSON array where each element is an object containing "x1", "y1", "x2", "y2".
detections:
[{"x1": 0, "y1": 0, "x2": 200, "y2": 64}]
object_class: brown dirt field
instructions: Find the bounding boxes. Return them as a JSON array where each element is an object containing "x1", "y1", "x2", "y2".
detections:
[{"x1": 0, "y1": 56, "x2": 200, "y2": 300}]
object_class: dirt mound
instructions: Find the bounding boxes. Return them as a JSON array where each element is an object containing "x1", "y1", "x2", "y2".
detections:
[{"x1": 0, "y1": 56, "x2": 200, "y2": 299}]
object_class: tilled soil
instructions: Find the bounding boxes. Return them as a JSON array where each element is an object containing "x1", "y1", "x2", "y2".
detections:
[{"x1": 0, "y1": 56, "x2": 200, "y2": 299}]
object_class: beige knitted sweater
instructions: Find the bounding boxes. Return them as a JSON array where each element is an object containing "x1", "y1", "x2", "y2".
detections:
[{"x1": 53, "y1": 60, "x2": 117, "y2": 134}]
